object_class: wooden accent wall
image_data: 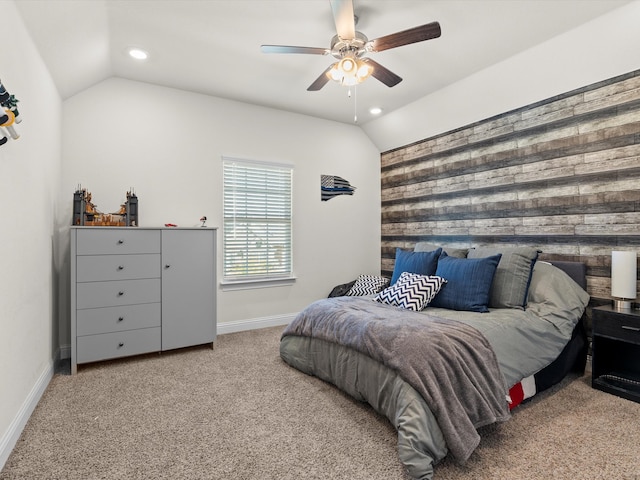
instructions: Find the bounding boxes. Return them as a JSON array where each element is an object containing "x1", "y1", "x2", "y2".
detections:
[{"x1": 381, "y1": 69, "x2": 640, "y2": 305}]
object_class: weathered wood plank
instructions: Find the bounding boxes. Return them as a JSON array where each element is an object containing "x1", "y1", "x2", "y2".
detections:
[{"x1": 381, "y1": 69, "x2": 640, "y2": 302}]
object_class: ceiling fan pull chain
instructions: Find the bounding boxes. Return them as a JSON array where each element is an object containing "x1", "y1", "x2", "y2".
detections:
[{"x1": 354, "y1": 85, "x2": 358, "y2": 123}]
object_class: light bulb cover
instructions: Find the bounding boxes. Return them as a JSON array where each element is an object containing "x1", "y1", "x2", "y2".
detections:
[
  {"x1": 356, "y1": 62, "x2": 372, "y2": 80},
  {"x1": 340, "y1": 58, "x2": 356, "y2": 74},
  {"x1": 611, "y1": 250, "x2": 637, "y2": 310},
  {"x1": 329, "y1": 65, "x2": 343, "y2": 81}
]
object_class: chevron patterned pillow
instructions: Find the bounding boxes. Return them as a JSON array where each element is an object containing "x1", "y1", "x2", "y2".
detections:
[
  {"x1": 374, "y1": 272, "x2": 446, "y2": 311},
  {"x1": 346, "y1": 274, "x2": 390, "y2": 296}
]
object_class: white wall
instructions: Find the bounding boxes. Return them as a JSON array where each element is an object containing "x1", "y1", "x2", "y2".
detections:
[
  {"x1": 5, "y1": 0, "x2": 637, "y2": 470},
  {"x1": 60, "y1": 77, "x2": 381, "y2": 345},
  {"x1": 363, "y1": 1, "x2": 640, "y2": 152},
  {"x1": 0, "y1": 1, "x2": 62, "y2": 469}
]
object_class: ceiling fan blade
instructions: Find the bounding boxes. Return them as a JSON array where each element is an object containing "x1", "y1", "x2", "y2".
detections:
[
  {"x1": 330, "y1": 0, "x2": 356, "y2": 39},
  {"x1": 307, "y1": 64, "x2": 335, "y2": 91},
  {"x1": 364, "y1": 58, "x2": 402, "y2": 87},
  {"x1": 261, "y1": 45, "x2": 329, "y2": 55},
  {"x1": 369, "y1": 21, "x2": 441, "y2": 52}
]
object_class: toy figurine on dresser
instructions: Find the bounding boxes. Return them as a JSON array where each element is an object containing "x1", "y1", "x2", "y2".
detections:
[{"x1": 72, "y1": 186, "x2": 139, "y2": 226}]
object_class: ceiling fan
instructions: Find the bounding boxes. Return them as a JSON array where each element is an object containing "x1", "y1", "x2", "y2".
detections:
[{"x1": 260, "y1": 0, "x2": 441, "y2": 91}]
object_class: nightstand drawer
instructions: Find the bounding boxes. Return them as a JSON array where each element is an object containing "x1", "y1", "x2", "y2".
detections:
[
  {"x1": 593, "y1": 312, "x2": 640, "y2": 344},
  {"x1": 76, "y1": 279, "x2": 161, "y2": 309},
  {"x1": 592, "y1": 305, "x2": 640, "y2": 403},
  {"x1": 76, "y1": 254, "x2": 160, "y2": 282},
  {"x1": 76, "y1": 229, "x2": 160, "y2": 255},
  {"x1": 77, "y1": 327, "x2": 161, "y2": 364},
  {"x1": 77, "y1": 303, "x2": 161, "y2": 336}
]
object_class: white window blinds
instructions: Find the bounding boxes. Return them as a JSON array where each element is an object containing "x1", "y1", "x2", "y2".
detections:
[{"x1": 222, "y1": 157, "x2": 293, "y2": 281}]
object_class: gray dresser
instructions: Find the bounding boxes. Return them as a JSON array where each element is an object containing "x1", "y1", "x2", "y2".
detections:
[{"x1": 70, "y1": 226, "x2": 216, "y2": 374}]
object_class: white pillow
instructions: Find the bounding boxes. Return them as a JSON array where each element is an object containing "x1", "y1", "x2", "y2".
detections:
[{"x1": 346, "y1": 274, "x2": 390, "y2": 296}]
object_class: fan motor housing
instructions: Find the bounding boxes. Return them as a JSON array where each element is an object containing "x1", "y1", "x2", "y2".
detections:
[{"x1": 330, "y1": 32, "x2": 369, "y2": 59}]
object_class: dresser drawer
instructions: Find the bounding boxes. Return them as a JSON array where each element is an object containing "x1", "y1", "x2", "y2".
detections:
[
  {"x1": 76, "y1": 229, "x2": 160, "y2": 255},
  {"x1": 76, "y1": 279, "x2": 161, "y2": 309},
  {"x1": 77, "y1": 327, "x2": 161, "y2": 364},
  {"x1": 594, "y1": 310, "x2": 640, "y2": 344},
  {"x1": 76, "y1": 254, "x2": 160, "y2": 282},
  {"x1": 76, "y1": 303, "x2": 161, "y2": 336}
]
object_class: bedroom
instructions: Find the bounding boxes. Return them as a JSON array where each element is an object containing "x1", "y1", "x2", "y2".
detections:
[{"x1": 1, "y1": 0, "x2": 639, "y2": 477}]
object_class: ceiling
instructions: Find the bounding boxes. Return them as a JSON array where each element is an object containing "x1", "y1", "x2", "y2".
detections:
[{"x1": 16, "y1": 0, "x2": 631, "y2": 125}]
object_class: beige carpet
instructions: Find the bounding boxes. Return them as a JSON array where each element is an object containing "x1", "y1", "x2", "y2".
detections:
[{"x1": 2, "y1": 326, "x2": 639, "y2": 480}]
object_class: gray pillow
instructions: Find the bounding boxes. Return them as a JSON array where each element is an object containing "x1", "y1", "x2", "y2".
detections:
[
  {"x1": 467, "y1": 246, "x2": 540, "y2": 309},
  {"x1": 414, "y1": 242, "x2": 468, "y2": 258},
  {"x1": 527, "y1": 261, "x2": 590, "y2": 338}
]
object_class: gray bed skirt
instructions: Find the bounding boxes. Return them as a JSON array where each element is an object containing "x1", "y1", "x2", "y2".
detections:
[{"x1": 280, "y1": 335, "x2": 448, "y2": 480}]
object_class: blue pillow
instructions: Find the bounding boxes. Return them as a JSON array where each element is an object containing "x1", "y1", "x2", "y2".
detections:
[
  {"x1": 430, "y1": 252, "x2": 502, "y2": 313},
  {"x1": 390, "y1": 247, "x2": 442, "y2": 285}
]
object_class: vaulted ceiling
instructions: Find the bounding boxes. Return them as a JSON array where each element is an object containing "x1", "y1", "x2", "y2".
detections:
[{"x1": 16, "y1": 0, "x2": 631, "y2": 125}]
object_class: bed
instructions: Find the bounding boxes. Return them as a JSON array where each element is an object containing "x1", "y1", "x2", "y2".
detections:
[{"x1": 280, "y1": 246, "x2": 590, "y2": 480}]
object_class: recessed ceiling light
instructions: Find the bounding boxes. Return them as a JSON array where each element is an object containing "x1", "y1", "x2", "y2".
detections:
[
  {"x1": 128, "y1": 48, "x2": 148, "y2": 60},
  {"x1": 369, "y1": 107, "x2": 383, "y2": 115}
]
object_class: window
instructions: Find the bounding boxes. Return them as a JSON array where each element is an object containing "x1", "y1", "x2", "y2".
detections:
[{"x1": 222, "y1": 157, "x2": 293, "y2": 285}]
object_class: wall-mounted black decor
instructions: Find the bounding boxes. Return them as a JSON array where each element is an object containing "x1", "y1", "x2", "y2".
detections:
[{"x1": 321, "y1": 174, "x2": 356, "y2": 201}]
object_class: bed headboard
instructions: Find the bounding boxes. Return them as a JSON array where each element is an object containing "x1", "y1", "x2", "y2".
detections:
[{"x1": 548, "y1": 261, "x2": 587, "y2": 291}]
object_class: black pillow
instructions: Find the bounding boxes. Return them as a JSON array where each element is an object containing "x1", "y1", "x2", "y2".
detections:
[{"x1": 328, "y1": 280, "x2": 356, "y2": 298}]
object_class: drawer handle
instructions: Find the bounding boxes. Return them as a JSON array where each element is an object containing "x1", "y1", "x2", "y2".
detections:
[
  {"x1": 165, "y1": 264, "x2": 171, "y2": 269},
  {"x1": 118, "y1": 316, "x2": 124, "y2": 322},
  {"x1": 117, "y1": 265, "x2": 124, "y2": 270},
  {"x1": 117, "y1": 239, "x2": 125, "y2": 245},
  {"x1": 118, "y1": 342, "x2": 124, "y2": 348},
  {"x1": 621, "y1": 325, "x2": 640, "y2": 332},
  {"x1": 118, "y1": 291, "x2": 125, "y2": 296}
]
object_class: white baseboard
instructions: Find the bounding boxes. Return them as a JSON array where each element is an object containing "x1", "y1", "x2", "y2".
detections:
[
  {"x1": 58, "y1": 314, "x2": 296, "y2": 359},
  {"x1": 217, "y1": 313, "x2": 296, "y2": 335},
  {"x1": 0, "y1": 360, "x2": 54, "y2": 471}
]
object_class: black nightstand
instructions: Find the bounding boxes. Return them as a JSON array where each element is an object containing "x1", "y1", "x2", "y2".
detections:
[{"x1": 592, "y1": 305, "x2": 640, "y2": 403}]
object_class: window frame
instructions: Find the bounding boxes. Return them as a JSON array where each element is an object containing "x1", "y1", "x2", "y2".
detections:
[{"x1": 220, "y1": 156, "x2": 294, "y2": 290}]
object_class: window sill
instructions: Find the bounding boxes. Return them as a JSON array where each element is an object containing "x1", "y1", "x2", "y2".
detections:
[{"x1": 220, "y1": 276, "x2": 297, "y2": 291}]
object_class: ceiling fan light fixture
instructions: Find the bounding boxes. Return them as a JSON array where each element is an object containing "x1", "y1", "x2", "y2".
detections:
[
  {"x1": 356, "y1": 62, "x2": 372, "y2": 80},
  {"x1": 341, "y1": 75, "x2": 359, "y2": 87},
  {"x1": 329, "y1": 56, "x2": 372, "y2": 86},
  {"x1": 339, "y1": 57, "x2": 356, "y2": 74},
  {"x1": 262, "y1": 0, "x2": 441, "y2": 93},
  {"x1": 329, "y1": 65, "x2": 343, "y2": 82}
]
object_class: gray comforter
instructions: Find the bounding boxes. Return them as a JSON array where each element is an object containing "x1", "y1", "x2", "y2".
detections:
[
  {"x1": 280, "y1": 262, "x2": 590, "y2": 479},
  {"x1": 281, "y1": 297, "x2": 511, "y2": 463}
]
